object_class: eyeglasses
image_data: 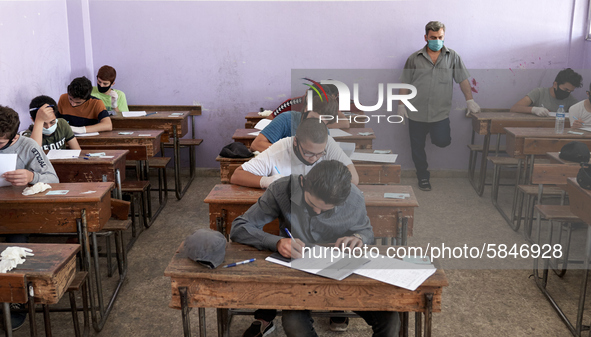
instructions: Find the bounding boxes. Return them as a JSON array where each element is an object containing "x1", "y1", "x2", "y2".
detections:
[{"x1": 296, "y1": 138, "x2": 326, "y2": 158}]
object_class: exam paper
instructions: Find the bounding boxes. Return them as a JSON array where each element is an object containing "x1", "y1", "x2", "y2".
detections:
[
  {"x1": 354, "y1": 255, "x2": 436, "y2": 291},
  {"x1": 47, "y1": 149, "x2": 81, "y2": 160},
  {"x1": 254, "y1": 118, "x2": 272, "y2": 130},
  {"x1": 75, "y1": 132, "x2": 100, "y2": 137},
  {"x1": 0, "y1": 154, "x2": 17, "y2": 187},
  {"x1": 350, "y1": 152, "x2": 398, "y2": 163},
  {"x1": 337, "y1": 142, "x2": 356, "y2": 157},
  {"x1": 580, "y1": 127, "x2": 591, "y2": 133},
  {"x1": 122, "y1": 111, "x2": 147, "y2": 117},
  {"x1": 329, "y1": 129, "x2": 353, "y2": 137},
  {"x1": 247, "y1": 131, "x2": 261, "y2": 136}
]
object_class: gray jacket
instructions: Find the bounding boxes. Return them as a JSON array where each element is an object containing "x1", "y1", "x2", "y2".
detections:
[{"x1": 0, "y1": 135, "x2": 59, "y2": 184}]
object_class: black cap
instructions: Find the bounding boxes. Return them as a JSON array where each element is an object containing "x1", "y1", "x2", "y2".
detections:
[
  {"x1": 219, "y1": 142, "x2": 254, "y2": 159},
  {"x1": 182, "y1": 229, "x2": 227, "y2": 269},
  {"x1": 559, "y1": 141, "x2": 590, "y2": 163}
]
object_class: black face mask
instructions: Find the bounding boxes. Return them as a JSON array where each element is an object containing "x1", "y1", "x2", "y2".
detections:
[
  {"x1": 554, "y1": 86, "x2": 570, "y2": 100},
  {"x1": 293, "y1": 141, "x2": 316, "y2": 166},
  {"x1": 0, "y1": 134, "x2": 15, "y2": 151},
  {"x1": 97, "y1": 84, "x2": 111, "y2": 93}
]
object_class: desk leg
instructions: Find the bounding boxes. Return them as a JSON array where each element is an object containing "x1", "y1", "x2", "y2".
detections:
[
  {"x1": 492, "y1": 158, "x2": 522, "y2": 227},
  {"x1": 28, "y1": 283, "x2": 37, "y2": 337},
  {"x1": 423, "y1": 293, "x2": 433, "y2": 337},
  {"x1": 414, "y1": 312, "x2": 422, "y2": 337},
  {"x1": 468, "y1": 132, "x2": 490, "y2": 196},
  {"x1": 115, "y1": 169, "x2": 122, "y2": 200},
  {"x1": 3, "y1": 302, "x2": 12, "y2": 337},
  {"x1": 179, "y1": 287, "x2": 192, "y2": 337},
  {"x1": 170, "y1": 125, "x2": 195, "y2": 200},
  {"x1": 575, "y1": 228, "x2": 591, "y2": 335},
  {"x1": 400, "y1": 312, "x2": 408, "y2": 337}
]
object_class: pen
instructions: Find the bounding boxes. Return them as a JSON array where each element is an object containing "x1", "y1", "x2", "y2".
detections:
[
  {"x1": 274, "y1": 166, "x2": 281, "y2": 174},
  {"x1": 222, "y1": 258, "x2": 256, "y2": 268},
  {"x1": 284, "y1": 228, "x2": 293, "y2": 239},
  {"x1": 144, "y1": 112, "x2": 158, "y2": 117}
]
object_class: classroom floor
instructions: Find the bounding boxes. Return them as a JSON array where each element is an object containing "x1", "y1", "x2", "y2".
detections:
[{"x1": 12, "y1": 171, "x2": 587, "y2": 336}]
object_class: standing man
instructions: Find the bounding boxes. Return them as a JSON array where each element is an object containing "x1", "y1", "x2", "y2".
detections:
[{"x1": 398, "y1": 21, "x2": 480, "y2": 191}]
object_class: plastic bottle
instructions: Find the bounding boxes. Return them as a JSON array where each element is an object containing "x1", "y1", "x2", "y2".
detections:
[{"x1": 555, "y1": 105, "x2": 565, "y2": 134}]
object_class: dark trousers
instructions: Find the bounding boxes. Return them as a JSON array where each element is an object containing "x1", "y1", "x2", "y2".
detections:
[{"x1": 408, "y1": 118, "x2": 451, "y2": 180}]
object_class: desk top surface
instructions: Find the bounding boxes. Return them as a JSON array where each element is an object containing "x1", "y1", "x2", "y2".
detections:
[
  {"x1": 245, "y1": 112, "x2": 266, "y2": 119},
  {"x1": 0, "y1": 182, "x2": 113, "y2": 203},
  {"x1": 546, "y1": 152, "x2": 591, "y2": 165},
  {"x1": 568, "y1": 177, "x2": 591, "y2": 198},
  {"x1": 49, "y1": 149, "x2": 128, "y2": 165},
  {"x1": 111, "y1": 110, "x2": 190, "y2": 120},
  {"x1": 505, "y1": 127, "x2": 591, "y2": 138},
  {"x1": 471, "y1": 111, "x2": 553, "y2": 121},
  {"x1": 232, "y1": 128, "x2": 376, "y2": 140},
  {"x1": 165, "y1": 242, "x2": 447, "y2": 287},
  {"x1": 76, "y1": 129, "x2": 164, "y2": 140},
  {"x1": 204, "y1": 184, "x2": 418, "y2": 207},
  {"x1": 0, "y1": 243, "x2": 79, "y2": 276}
]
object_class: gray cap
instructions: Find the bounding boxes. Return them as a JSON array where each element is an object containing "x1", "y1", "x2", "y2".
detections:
[{"x1": 183, "y1": 229, "x2": 227, "y2": 269}]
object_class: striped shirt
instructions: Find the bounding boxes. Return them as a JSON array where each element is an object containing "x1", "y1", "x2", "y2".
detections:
[{"x1": 57, "y1": 94, "x2": 109, "y2": 127}]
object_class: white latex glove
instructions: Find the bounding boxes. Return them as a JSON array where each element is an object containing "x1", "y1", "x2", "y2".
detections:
[
  {"x1": 397, "y1": 104, "x2": 408, "y2": 125},
  {"x1": 70, "y1": 126, "x2": 86, "y2": 134},
  {"x1": 531, "y1": 107, "x2": 550, "y2": 117},
  {"x1": 108, "y1": 90, "x2": 119, "y2": 109},
  {"x1": 0, "y1": 247, "x2": 34, "y2": 273},
  {"x1": 260, "y1": 174, "x2": 285, "y2": 189},
  {"x1": 466, "y1": 99, "x2": 481, "y2": 116}
]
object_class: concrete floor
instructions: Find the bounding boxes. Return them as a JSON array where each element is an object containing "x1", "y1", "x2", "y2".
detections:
[{"x1": 12, "y1": 172, "x2": 587, "y2": 336}]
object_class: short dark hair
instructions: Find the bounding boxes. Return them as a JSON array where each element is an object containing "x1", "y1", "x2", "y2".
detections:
[
  {"x1": 29, "y1": 95, "x2": 58, "y2": 120},
  {"x1": 555, "y1": 68, "x2": 583, "y2": 88},
  {"x1": 302, "y1": 160, "x2": 352, "y2": 206},
  {"x1": 67, "y1": 76, "x2": 93, "y2": 100},
  {"x1": 0, "y1": 105, "x2": 21, "y2": 140},
  {"x1": 302, "y1": 92, "x2": 339, "y2": 124},
  {"x1": 425, "y1": 21, "x2": 445, "y2": 35},
  {"x1": 295, "y1": 118, "x2": 328, "y2": 144},
  {"x1": 97, "y1": 65, "x2": 117, "y2": 83}
]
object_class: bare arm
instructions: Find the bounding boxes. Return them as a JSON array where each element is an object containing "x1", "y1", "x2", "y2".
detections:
[
  {"x1": 510, "y1": 96, "x2": 534, "y2": 113},
  {"x1": 29, "y1": 120, "x2": 44, "y2": 148},
  {"x1": 327, "y1": 110, "x2": 350, "y2": 129},
  {"x1": 250, "y1": 134, "x2": 273, "y2": 152},
  {"x1": 85, "y1": 117, "x2": 112, "y2": 133},
  {"x1": 347, "y1": 164, "x2": 359, "y2": 186},
  {"x1": 67, "y1": 137, "x2": 81, "y2": 150},
  {"x1": 459, "y1": 79, "x2": 474, "y2": 101},
  {"x1": 230, "y1": 166, "x2": 263, "y2": 188}
]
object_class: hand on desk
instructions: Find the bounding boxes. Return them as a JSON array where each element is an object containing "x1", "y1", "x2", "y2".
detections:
[
  {"x1": 465, "y1": 99, "x2": 481, "y2": 116},
  {"x1": 532, "y1": 107, "x2": 550, "y2": 117},
  {"x1": 260, "y1": 174, "x2": 285, "y2": 189},
  {"x1": 336, "y1": 236, "x2": 363, "y2": 249},
  {"x1": 572, "y1": 119, "x2": 583, "y2": 129},
  {"x1": 70, "y1": 126, "x2": 86, "y2": 134},
  {"x1": 277, "y1": 237, "x2": 305, "y2": 259},
  {"x1": 3, "y1": 169, "x2": 34, "y2": 186}
]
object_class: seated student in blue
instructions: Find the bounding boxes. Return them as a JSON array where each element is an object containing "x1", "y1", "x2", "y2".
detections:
[{"x1": 251, "y1": 84, "x2": 349, "y2": 152}]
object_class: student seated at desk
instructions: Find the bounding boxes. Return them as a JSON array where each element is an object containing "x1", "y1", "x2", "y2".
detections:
[
  {"x1": 91, "y1": 65, "x2": 129, "y2": 115},
  {"x1": 22, "y1": 95, "x2": 80, "y2": 150},
  {"x1": 251, "y1": 84, "x2": 350, "y2": 152},
  {"x1": 0, "y1": 105, "x2": 59, "y2": 330},
  {"x1": 231, "y1": 118, "x2": 359, "y2": 188},
  {"x1": 57, "y1": 76, "x2": 112, "y2": 134},
  {"x1": 510, "y1": 68, "x2": 582, "y2": 116},
  {"x1": 569, "y1": 82, "x2": 591, "y2": 129},
  {"x1": 230, "y1": 160, "x2": 399, "y2": 337}
]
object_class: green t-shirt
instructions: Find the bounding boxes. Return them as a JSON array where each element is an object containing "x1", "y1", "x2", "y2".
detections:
[
  {"x1": 91, "y1": 87, "x2": 129, "y2": 113},
  {"x1": 22, "y1": 118, "x2": 75, "y2": 150}
]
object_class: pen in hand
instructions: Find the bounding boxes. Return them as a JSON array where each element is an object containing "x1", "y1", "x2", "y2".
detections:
[{"x1": 222, "y1": 258, "x2": 256, "y2": 268}]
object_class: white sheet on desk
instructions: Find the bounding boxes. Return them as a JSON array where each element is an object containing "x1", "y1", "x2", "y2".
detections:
[
  {"x1": 47, "y1": 149, "x2": 81, "y2": 159},
  {"x1": 0, "y1": 154, "x2": 17, "y2": 187},
  {"x1": 122, "y1": 111, "x2": 146, "y2": 117},
  {"x1": 354, "y1": 255, "x2": 436, "y2": 291},
  {"x1": 75, "y1": 132, "x2": 100, "y2": 137},
  {"x1": 247, "y1": 131, "x2": 261, "y2": 136},
  {"x1": 254, "y1": 118, "x2": 272, "y2": 130},
  {"x1": 336, "y1": 142, "x2": 356, "y2": 157},
  {"x1": 350, "y1": 152, "x2": 398, "y2": 163},
  {"x1": 580, "y1": 126, "x2": 591, "y2": 133},
  {"x1": 329, "y1": 129, "x2": 352, "y2": 137}
]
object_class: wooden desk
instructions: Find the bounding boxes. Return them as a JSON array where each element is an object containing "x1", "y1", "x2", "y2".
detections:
[
  {"x1": 505, "y1": 128, "x2": 591, "y2": 159},
  {"x1": 50, "y1": 149, "x2": 127, "y2": 199},
  {"x1": 204, "y1": 184, "x2": 417, "y2": 241},
  {"x1": 468, "y1": 111, "x2": 565, "y2": 196},
  {"x1": 76, "y1": 129, "x2": 163, "y2": 161},
  {"x1": 0, "y1": 182, "x2": 118, "y2": 332},
  {"x1": 566, "y1": 178, "x2": 591, "y2": 226},
  {"x1": 111, "y1": 112, "x2": 193, "y2": 200},
  {"x1": 546, "y1": 152, "x2": 591, "y2": 165},
  {"x1": 165, "y1": 242, "x2": 447, "y2": 337},
  {"x1": 232, "y1": 128, "x2": 376, "y2": 149},
  {"x1": 216, "y1": 150, "x2": 401, "y2": 185},
  {"x1": 244, "y1": 110, "x2": 368, "y2": 129}
]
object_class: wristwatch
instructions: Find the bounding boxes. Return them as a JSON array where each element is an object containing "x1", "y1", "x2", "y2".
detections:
[{"x1": 352, "y1": 233, "x2": 363, "y2": 241}]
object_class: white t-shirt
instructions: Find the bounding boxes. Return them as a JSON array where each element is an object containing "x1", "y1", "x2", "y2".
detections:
[
  {"x1": 568, "y1": 100, "x2": 591, "y2": 126},
  {"x1": 241, "y1": 136, "x2": 353, "y2": 178}
]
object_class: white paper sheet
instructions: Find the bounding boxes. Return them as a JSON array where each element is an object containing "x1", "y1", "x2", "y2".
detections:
[
  {"x1": 350, "y1": 152, "x2": 398, "y2": 163},
  {"x1": 0, "y1": 154, "x2": 17, "y2": 187},
  {"x1": 329, "y1": 129, "x2": 353, "y2": 137},
  {"x1": 122, "y1": 111, "x2": 147, "y2": 117},
  {"x1": 580, "y1": 126, "x2": 591, "y2": 133},
  {"x1": 354, "y1": 255, "x2": 436, "y2": 291},
  {"x1": 247, "y1": 131, "x2": 261, "y2": 136},
  {"x1": 254, "y1": 119, "x2": 272, "y2": 130},
  {"x1": 75, "y1": 132, "x2": 99, "y2": 137},
  {"x1": 47, "y1": 149, "x2": 81, "y2": 160},
  {"x1": 336, "y1": 142, "x2": 356, "y2": 157}
]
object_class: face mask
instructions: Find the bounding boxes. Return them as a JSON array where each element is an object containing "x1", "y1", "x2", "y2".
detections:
[
  {"x1": 0, "y1": 135, "x2": 15, "y2": 151},
  {"x1": 293, "y1": 142, "x2": 315, "y2": 166},
  {"x1": 554, "y1": 86, "x2": 570, "y2": 100},
  {"x1": 97, "y1": 84, "x2": 111, "y2": 93},
  {"x1": 42, "y1": 122, "x2": 58, "y2": 135},
  {"x1": 427, "y1": 39, "x2": 444, "y2": 52}
]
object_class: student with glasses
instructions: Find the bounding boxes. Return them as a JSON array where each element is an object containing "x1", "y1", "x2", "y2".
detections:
[
  {"x1": 568, "y1": 82, "x2": 591, "y2": 129},
  {"x1": 22, "y1": 95, "x2": 80, "y2": 150},
  {"x1": 231, "y1": 118, "x2": 359, "y2": 189},
  {"x1": 57, "y1": 76, "x2": 112, "y2": 134}
]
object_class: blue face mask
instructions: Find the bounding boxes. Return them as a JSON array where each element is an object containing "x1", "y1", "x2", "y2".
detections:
[
  {"x1": 427, "y1": 39, "x2": 444, "y2": 52},
  {"x1": 42, "y1": 121, "x2": 58, "y2": 135}
]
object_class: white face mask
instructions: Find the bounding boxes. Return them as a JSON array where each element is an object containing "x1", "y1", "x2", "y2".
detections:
[{"x1": 42, "y1": 122, "x2": 58, "y2": 135}]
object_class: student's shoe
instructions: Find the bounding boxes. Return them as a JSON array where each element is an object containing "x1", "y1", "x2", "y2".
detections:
[
  {"x1": 329, "y1": 317, "x2": 349, "y2": 332},
  {"x1": 10, "y1": 303, "x2": 27, "y2": 331},
  {"x1": 242, "y1": 320, "x2": 275, "y2": 337},
  {"x1": 418, "y1": 178, "x2": 431, "y2": 191}
]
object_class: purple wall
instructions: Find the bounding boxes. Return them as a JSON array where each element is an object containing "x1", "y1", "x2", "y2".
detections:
[
  {"x1": 3, "y1": 0, "x2": 591, "y2": 170},
  {"x1": 0, "y1": 1, "x2": 72, "y2": 127}
]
